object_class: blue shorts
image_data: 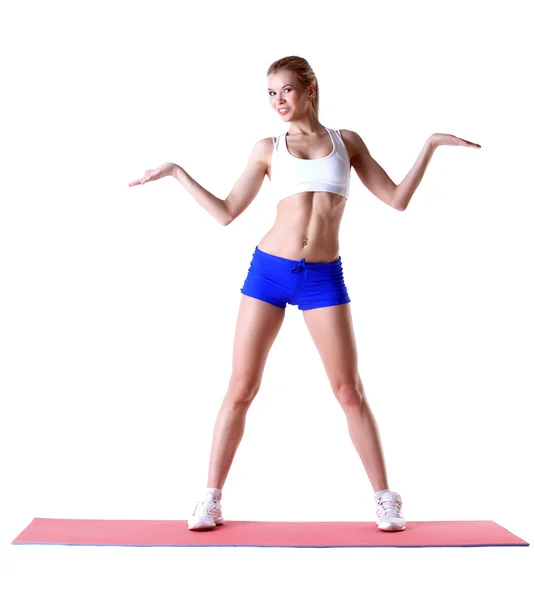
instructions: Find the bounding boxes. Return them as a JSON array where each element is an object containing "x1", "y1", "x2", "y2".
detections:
[{"x1": 240, "y1": 245, "x2": 351, "y2": 311}]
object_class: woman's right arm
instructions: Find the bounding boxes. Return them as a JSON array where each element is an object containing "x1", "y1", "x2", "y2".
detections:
[
  {"x1": 173, "y1": 165, "x2": 232, "y2": 226},
  {"x1": 174, "y1": 137, "x2": 270, "y2": 226}
]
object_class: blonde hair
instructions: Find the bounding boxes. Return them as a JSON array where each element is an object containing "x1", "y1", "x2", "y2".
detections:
[{"x1": 267, "y1": 56, "x2": 319, "y2": 117}]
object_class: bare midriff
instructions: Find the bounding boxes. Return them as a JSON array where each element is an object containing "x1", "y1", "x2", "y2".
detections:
[{"x1": 257, "y1": 190, "x2": 347, "y2": 263}]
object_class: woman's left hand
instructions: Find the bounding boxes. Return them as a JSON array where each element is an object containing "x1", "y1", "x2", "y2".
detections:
[{"x1": 429, "y1": 133, "x2": 481, "y2": 149}]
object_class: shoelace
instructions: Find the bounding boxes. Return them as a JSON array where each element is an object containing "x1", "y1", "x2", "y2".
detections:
[
  {"x1": 192, "y1": 500, "x2": 204, "y2": 516},
  {"x1": 376, "y1": 498, "x2": 403, "y2": 518},
  {"x1": 192, "y1": 498, "x2": 221, "y2": 517}
]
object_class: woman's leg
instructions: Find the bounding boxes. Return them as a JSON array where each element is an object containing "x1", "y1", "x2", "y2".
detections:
[
  {"x1": 207, "y1": 295, "x2": 285, "y2": 489},
  {"x1": 302, "y1": 302, "x2": 389, "y2": 493}
]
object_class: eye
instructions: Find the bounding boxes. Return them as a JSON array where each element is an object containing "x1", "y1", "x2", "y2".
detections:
[{"x1": 269, "y1": 87, "x2": 292, "y2": 96}]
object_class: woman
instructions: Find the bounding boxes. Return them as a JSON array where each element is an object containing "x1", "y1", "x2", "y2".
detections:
[{"x1": 128, "y1": 56, "x2": 481, "y2": 533}]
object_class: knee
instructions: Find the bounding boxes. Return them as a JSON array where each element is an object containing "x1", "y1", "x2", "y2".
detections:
[
  {"x1": 332, "y1": 377, "x2": 366, "y2": 409},
  {"x1": 225, "y1": 376, "x2": 261, "y2": 407}
]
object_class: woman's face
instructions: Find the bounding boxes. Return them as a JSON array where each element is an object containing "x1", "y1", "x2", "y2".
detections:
[{"x1": 267, "y1": 70, "x2": 313, "y2": 120}]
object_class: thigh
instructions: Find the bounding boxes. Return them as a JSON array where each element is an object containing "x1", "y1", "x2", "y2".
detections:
[
  {"x1": 292, "y1": 258, "x2": 351, "y2": 311},
  {"x1": 229, "y1": 294, "x2": 286, "y2": 394},
  {"x1": 302, "y1": 302, "x2": 360, "y2": 392},
  {"x1": 240, "y1": 247, "x2": 294, "y2": 309}
]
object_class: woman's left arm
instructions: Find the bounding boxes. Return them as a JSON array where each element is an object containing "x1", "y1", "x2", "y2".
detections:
[{"x1": 344, "y1": 130, "x2": 481, "y2": 211}]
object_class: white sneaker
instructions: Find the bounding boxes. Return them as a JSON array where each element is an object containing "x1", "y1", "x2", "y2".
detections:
[
  {"x1": 187, "y1": 492, "x2": 225, "y2": 531},
  {"x1": 374, "y1": 490, "x2": 406, "y2": 532}
]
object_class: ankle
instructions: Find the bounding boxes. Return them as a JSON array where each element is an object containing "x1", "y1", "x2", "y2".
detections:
[{"x1": 206, "y1": 487, "x2": 223, "y2": 499}]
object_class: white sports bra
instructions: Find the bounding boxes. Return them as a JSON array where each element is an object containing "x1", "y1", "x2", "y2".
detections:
[{"x1": 270, "y1": 127, "x2": 351, "y2": 203}]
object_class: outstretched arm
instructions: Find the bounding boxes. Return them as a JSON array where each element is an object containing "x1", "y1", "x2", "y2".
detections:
[
  {"x1": 128, "y1": 161, "x2": 231, "y2": 225},
  {"x1": 173, "y1": 164, "x2": 232, "y2": 225},
  {"x1": 393, "y1": 138, "x2": 437, "y2": 211},
  {"x1": 394, "y1": 133, "x2": 481, "y2": 210},
  {"x1": 343, "y1": 130, "x2": 481, "y2": 211},
  {"x1": 128, "y1": 138, "x2": 270, "y2": 226}
]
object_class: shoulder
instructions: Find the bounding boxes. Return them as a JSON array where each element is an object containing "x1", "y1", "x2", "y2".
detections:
[
  {"x1": 258, "y1": 136, "x2": 276, "y2": 153},
  {"x1": 247, "y1": 137, "x2": 276, "y2": 177},
  {"x1": 250, "y1": 136, "x2": 276, "y2": 162},
  {"x1": 338, "y1": 129, "x2": 368, "y2": 163},
  {"x1": 241, "y1": 137, "x2": 275, "y2": 179}
]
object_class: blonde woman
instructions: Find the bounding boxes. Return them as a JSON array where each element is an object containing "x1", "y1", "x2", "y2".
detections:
[{"x1": 128, "y1": 55, "x2": 481, "y2": 533}]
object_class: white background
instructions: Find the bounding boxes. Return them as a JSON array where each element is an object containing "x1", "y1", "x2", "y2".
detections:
[{"x1": 1, "y1": 0, "x2": 532, "y2": 598}]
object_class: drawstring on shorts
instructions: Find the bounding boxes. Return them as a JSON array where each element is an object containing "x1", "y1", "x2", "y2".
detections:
[{"x1": 291, "y1": 258, "x2": 307, "y2": 278}]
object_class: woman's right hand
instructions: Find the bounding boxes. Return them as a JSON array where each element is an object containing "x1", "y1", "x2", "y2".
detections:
[{"x1": 128, "y1": 162, "x2": 178, "y2": 187}]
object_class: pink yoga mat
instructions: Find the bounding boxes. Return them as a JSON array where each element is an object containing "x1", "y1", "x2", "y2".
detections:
[{"x1": 12, "y1": 518, "x2": 529, "y2": 548}]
